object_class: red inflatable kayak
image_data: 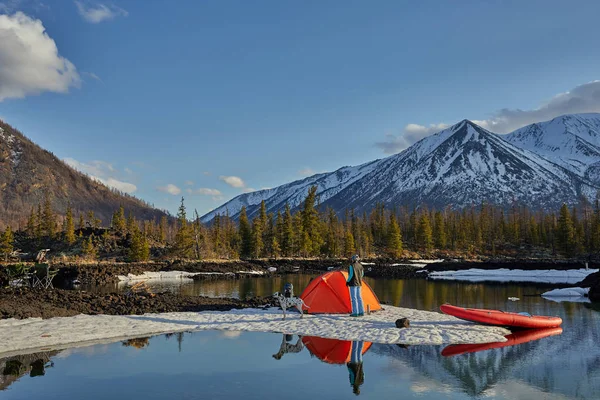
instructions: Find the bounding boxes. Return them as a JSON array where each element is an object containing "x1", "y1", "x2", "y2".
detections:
[
  {"x1": 441, "y1": 327, "x2": 563, "y2": 357},
  {"x1": 440, "y1": 304, "x2": 562, "y2": 328}
]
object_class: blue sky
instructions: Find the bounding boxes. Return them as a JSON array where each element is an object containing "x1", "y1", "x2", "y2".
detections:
[{"x1": 1, "y1": 0, "x2": 600, "y2": 215}]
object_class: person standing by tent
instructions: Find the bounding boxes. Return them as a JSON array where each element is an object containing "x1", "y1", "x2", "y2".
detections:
[
  {"x1": 346, "y1": 254, "x2": 365, "y2": 317},
  {"x1": 347, "y1": 340, "x2": 365, "y2": 395}
]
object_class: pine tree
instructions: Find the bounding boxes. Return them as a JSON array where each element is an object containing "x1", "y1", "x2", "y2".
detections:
[
  {"x1": 82, "y1": 234, "x2": 97, "y2": 260},
  {"x1": 343, "y1": 228, "x2": 356, "y2": 258},
  {"x1": 88, "y1": 210, "x2": 100, "y2": 229},
  {"x1": 26, "y1": 207, "x2": 36, "y2": 238},
  {"x1": 64, "y1": 203, "x2": 76, "y2": 245},
  {"x1": 112, "y1": 205, "x2": 126, "y2": 234},
  {"x1": 238, "y1": 206, "x2": 252, "y2": 259},
  {"x1": 159, "y1": 216, "x2": 168, "y2": 243},
  {"x1": 281, "y1": 204, "x2": 293, "y2": 257},
  {"x1": 251, "y1": 217, "x2": 264, "y2": 259},
  {"x1": 433, "y1": 211, "x2": 446, "y2": 249},
  {"x1": 129, "y1": 225, "x2": 150, "y2": 262},
  {"x1": 301, "y1": 186, "x2": 323, "y2": 256},
  {"x1": 386, "y1": 214, "x2": 403, "y2": 258},
  {"x1": 556, "y1": 204, "x2": 575, "y2": 256},
  {"x1": 78, "y1": 213, "x2": 85, "y2": 231},
  {"x1": 42, "y1": 196, "x2": 56, "y2": 238},
  {"x1": 271, "y1": 235, "x2": 281, "y2": 259},
  {"x1": 0, "y1": 226, "x2": 14, "y2": 261},
  {"x1": 173, "y1": 197, "x2": 194, "y2": 258},
  {"x1": 416, "y1": 213, "x2": 433, "y2": 252}
]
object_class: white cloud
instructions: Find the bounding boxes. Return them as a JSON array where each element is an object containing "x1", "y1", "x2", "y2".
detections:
[
  {"x1": 190, "y1": 188, "x2": 222, "y2": 196},
  {"x1": 0, "y1": 12, "x2": 80, "y2": 101},
  {"x1": 82, "y1": 71, "x2": 103, "y2": 83},
  {"x1": 473, "y1": 80, "x2": 600, "y2": 133},
  {"x1": 185, "y1": 180, "x2": 194, "y2": 186},
  {"x1": 298, "y1": 167, "x2": 315, "y2": 176},
  {"x1": 63, "y1": 157, "x2": 137, "y2": 194},
  {"x1": 375, "y1": 123, "x2": 450, "y2": 155},
  {"x1": 375, "y1": 80, "x2": 600, "y2": 154},
  {"x1": 96, "y1": 177, "x2": 136, "y2": 193},
  {"x1": 157, "y1": 184, "x2": 181, "y2": 196},
  {"x1": 74, "y1": 1, "x2": 128, "y2": 23},
  {"x1": 242, "y1": 187, "x2": 255, "y2": 193},
  {"x1": 219, "y1": 175, "x2": 245, "y2": 188}
]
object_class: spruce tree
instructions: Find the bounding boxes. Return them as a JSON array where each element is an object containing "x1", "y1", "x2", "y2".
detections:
[
  {"x1": 251, "y1": 217, "x2": 264, "y2": 259},
  {"x1": 82, "y1": 234, "x2": 97, "y2": 260},
  {"x1": 416, "y1": 213, "x2": 434, "y2": 252},
  {"x1": 433, "y1": 211, "x2": 446, "y2": 249},
  {"x1": 64, "y1": 203, "x2": 76, "y2": 245},
  {"x1": 173, "y1": 197, "x2": 194, "y2": 258},
  {"x1": 238, "y1": 206, "x2": 252, "y2": 259},
  {"x1": 301, "y1": 186, "x2": 322, "y2": 256},
  {"x1": 281, "y1": 204, "x2": 293, "y2": 257},
  {"x1": 112, "y1": 205, "x2": 126, "y2": 234},
  {"x1": 386, "y1": 214, "x2": 403, "y2": 258},
  {"x1": 343, "y1": 228, "x2": 356, "y2": 258},
  {"x1": 42, "y1": 196, "x2": 56, "y2": 238},
  {"x1": 159, "y1": 216, "x2": 168, "y2": 243},
  {"x1": 0, "y1": 226, "x2": 14, "y2": 261},
  {"x1": 26, "y1": 208, "x2": 36, "y2": 238},
  {"x1": 129, "y1": 225, "x2": 150, "y2": 262},
  {"x1": 556, "y1": 204, "x2": 575, "y2": 256},
  {"x1": 78, "y1": 214, "x2": 85, "y2": 231}
]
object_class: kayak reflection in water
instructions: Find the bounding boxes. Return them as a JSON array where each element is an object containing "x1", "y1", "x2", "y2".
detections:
[
  {"x1": 272, "y1": 334, "x2": 304, "y2": 360},
  {"x1": 347, "y1": 341, "x2": 365, "y2": 396}
]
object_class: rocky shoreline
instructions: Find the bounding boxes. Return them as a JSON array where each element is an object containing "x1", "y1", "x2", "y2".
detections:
[
  {"x1": 0, "y1": 287, "x2": 276, "y2": 320},
  {"x1": 1, "y1": 258, "x2": 599, "y2": 321},
  {"x1": 2, "y1": 257, "x2": 598, "y2": 287}
]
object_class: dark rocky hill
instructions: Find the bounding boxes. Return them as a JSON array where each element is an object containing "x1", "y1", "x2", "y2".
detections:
[{"x1": 0, "y1": 120, "x2": 169, "y2": 229}]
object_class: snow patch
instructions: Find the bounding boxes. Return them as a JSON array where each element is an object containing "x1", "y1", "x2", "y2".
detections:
[
  {"x1": 428, "y1": 268, "x2": 598, "y2": 284},
  {"x1": 117, "y1": 271, "x2": 205, "y2": 281},
  {"x1": 409, "y1": 259, "x2": 444, "y2": 264},
  {"x1": 0, "y1": 306, "x2": 511, "y2": 358},
  {"x1": 542, "y1": 287, "x2": 590, "y2": 303}
]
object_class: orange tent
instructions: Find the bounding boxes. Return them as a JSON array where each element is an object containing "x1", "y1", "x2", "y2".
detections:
[
  {"x1": 303, "y1": 336, "x2": 372, "y2": 364},
  {"x1": 300, "y1": 271, "x2": 381, "y2": 314}
]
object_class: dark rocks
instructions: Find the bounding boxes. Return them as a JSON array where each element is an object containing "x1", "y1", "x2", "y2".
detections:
[
  {"x1": 577, "y1": 271, "x2": 600, "y2": 301},
  {"x1": 0, "y1": 287, "x2": 274, "y2": 320},
  {"x1": 395, "y1": 318, "x2": 410, "y2": 328}
]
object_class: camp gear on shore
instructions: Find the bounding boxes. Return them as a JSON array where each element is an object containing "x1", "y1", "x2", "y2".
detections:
[
  {"x1": 284, "y1": 283, "x2": 293, "y2": 298},
  {"x1": 440, "y1": 304, "x2": 563, "y2": 328},
  {"x1": 300, "y1": 271, "x2": 381, "y2": 314}
]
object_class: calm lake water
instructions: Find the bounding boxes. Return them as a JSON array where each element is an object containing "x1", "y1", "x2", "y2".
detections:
[{"x1": 4, "y1": 275, "x2": 600, "y2": 399}]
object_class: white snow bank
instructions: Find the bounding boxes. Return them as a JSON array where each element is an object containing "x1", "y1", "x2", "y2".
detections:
[
  {"x1": 542, "y1": 287, "x2": 590, "y2": 297},
  {"x1": 117, "y1": 271, "x2": 205, "y2": 282},
  {"x1": 118, "y1": 270, "x2": 264, "y2": 282},
  {"x1": 541, "y1": 287, "x2": 590, "y2": 303},
  {"x1": 391, "y1": 263, "x2": 427, "y2": 268},
  {"x1": 428, "y1": 268, "x2": 598, "y2": 284},
  {"x1": 0, "y1": 306, "x2": 510, "y2": 358},
  {"x1": 409, "y1": 259, "x2": 444, "y2": 264}
]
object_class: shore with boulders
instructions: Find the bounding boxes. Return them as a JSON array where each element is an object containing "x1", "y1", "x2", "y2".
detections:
[
  {"x1": 2, "y1": 257, "x2": 599, "y2": 288},
  {"x1": 0, "y1": 287, "x2": 276, "y2": 320}
]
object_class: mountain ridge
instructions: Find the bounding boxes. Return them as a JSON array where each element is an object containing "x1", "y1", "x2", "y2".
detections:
[{"x1": 202, "y1": 113, "x2": 600, "y2": 222}]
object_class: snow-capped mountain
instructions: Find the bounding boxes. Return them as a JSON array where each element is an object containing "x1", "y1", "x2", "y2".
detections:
[
  {"x1": 504, "y1": 113, "x2": 600, "y2": 179},
  {"x1": 202, "y1": 115, "x2": 600, "y2": 222}
]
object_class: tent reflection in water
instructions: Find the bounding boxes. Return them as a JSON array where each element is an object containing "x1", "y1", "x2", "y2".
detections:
[
  {"x1": 302, "y1": 336, "x2": 372, "y2": 364},
  {"x1": 300, "y1": 271, "x2": 381, "y2": 314},
  {"x1": 303, "y1": 336, "x2": 370, "y2": 395}
]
